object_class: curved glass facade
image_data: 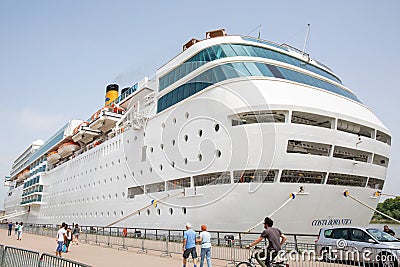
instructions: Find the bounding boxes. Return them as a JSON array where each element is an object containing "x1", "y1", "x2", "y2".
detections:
[
  {"x1": 159, "y1": 43, "x2": 342, "y2": 91},
  {"x1": 157, "y1": 61, "x2": 360, "y2": 113}
]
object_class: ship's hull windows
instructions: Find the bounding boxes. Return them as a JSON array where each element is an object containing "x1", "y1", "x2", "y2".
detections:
[
  {"x1": 158, "y1": 61, "x2": 359, "y2": 113},
  {"x1": 193, "y1": 172, "x2": 231, "y2": 187},
  {"x1": 233, "y1": 169, "x2": 277, "y2": 183},
  {"x1": 291, "y1": 111, "x2": 333, "y2": 129},
  {"x1": 287, "y1": 140, "x2": 331, "y2": 156},
  {"x1": 280, "y1": 170, "x2": 326, "y2": 184},
  {"x1": 327, "y1": 173, "x2": 367, "y2": 188},
  {"x1": 333, "y1": 146, "x2": 372, "y2": 163},
  {"x1": 231, "y1": 110, "x2": 286, "y2": 126},
  {"x1": 367, "y1": 178, "x2": 384, "y2": 190}
]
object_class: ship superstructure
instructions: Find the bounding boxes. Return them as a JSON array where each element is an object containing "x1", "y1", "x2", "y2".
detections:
[{"x1": 3, "y1": 30, "x2": 391, "y2": 234}]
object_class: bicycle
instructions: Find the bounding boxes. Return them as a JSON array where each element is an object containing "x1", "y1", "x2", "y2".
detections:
[{"x1": 235, "y1": 246, "x2": 288, "y2": 267}]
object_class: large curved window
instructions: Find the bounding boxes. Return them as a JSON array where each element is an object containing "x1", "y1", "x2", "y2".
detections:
[
  {"x1": 159, "y1": 43, "x2": 342, "y2": 91},
  {"x1": 157, "y1": 62, "x2": 360, "y2": 113}
]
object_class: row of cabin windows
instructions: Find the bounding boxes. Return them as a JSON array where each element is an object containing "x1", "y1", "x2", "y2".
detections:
[
  {"x1": 231, "y1": 110, "x2": 391, "y2": 146},
  {"x1": 127, "y1": 170, "x2": 384, "y2": 198},
  {"x1": 159, "y1": 43, "x2": 341, "y2": 91}
]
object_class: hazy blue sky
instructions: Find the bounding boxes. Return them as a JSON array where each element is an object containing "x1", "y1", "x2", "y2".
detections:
[{"x1": 0, "y1": 0, "x2": 399, "y2": 209}]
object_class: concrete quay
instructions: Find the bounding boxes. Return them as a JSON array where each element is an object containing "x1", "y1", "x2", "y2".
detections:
[{"x1": 0, "y1": 229, "x2": 226, "y2": 267}]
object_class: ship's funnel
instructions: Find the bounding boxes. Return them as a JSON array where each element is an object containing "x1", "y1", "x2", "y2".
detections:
[{"x1": 105, "y1": 84, "x2": 119, "y2": 105}]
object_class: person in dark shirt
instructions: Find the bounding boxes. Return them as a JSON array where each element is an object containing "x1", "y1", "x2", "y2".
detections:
[
  {"x1": 247, "y1": 217, "x2": 287, "y2": 267},
  {"x1": 7, "y1": 222, "x2": 13, "y2": 236},
  {"x1": 383, "y1": 225, "x2": 396, "y2": 236}
]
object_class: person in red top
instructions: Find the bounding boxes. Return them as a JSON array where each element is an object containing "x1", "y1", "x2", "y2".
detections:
[{"x1": 246, "y1": 217, "x2": 287, "y2": 267}]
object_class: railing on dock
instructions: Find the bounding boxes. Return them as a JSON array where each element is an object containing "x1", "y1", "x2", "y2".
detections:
[{"x1": 0, "y1": 244, "x2": 91, "y2": 267}]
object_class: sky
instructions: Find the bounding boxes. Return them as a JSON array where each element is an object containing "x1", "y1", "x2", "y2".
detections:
[{"x1": 0, "y1": 0, "x2": 399, "y2": 209}]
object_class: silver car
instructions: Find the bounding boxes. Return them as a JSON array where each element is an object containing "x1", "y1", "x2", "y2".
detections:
[{"x1": 315, "y1": 227, "x2": 399, "y2": 267}]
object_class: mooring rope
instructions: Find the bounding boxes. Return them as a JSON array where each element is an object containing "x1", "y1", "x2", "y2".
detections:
[
  {"x1": 344, "y1": 190, "x2": 400, "y2": 224},
  {"x1": 242, "y1": 193, "x2": 296, "y2": 234},
  {"x1": 105, "y1": 191, "x2": 184, "y2": 227}
]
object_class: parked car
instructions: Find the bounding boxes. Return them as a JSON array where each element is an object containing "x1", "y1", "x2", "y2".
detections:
[{"x1": 315, "y1": 226, "x2": 399, "y2": 267}]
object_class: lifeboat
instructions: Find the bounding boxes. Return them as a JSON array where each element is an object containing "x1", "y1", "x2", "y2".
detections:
[
  {"x1": 58, "y1": 142, "x2": 80, "y2": 158},
  {"x1": 21, "y1": 170, "x2": 30, "y2": 179},
  {"x1": 47, "y1": 151, "x2": 61, "y2": 164},
  {"x1": 72, "y1": 121, "x2": 101, "y2": 144},
  {"x1": 89, "y1": 105, "x2": 124, "y2": 133}
]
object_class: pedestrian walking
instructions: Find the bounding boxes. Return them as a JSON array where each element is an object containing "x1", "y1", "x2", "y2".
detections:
[
  {"x1": 73, "y1": 224, "x2": 80, "y2": 245},
  {"x1": 65, "y1": 226, "x2": 72, "y2": 252},
  {"x1": 182, "y1": 223, "x2": 198, "y2": 267},
  {"x1": 7, "y1": 221, "x2": 13, "y2": 236},
  {"x1": 14, "y1": 222, "x2": 19, "y2": 236},
  {"x1": 197, "y1": 224, "x2": 212, "y2": 267},
  {"x1": 56, "y1": 223, "x2": 66, "y2": 257},
  {"x1": 17, "y1": 222, "x2": 23, "y2": 240}
]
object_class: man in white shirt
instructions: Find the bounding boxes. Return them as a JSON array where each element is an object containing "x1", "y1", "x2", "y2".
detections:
[
  {"x1": 56, "y1": 223, "x2": 66, "y2": 257},
  {"x1": 197, "y1": 224, "x2": 212, "y2": 267}
]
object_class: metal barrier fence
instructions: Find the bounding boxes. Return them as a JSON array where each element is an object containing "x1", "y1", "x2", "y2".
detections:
[
  {"x1": 2, "y1": 223, "x2": 399, "y2": 267},
  {"x1": 0, "y1": 244, "x2": 91, "y2": 267}
]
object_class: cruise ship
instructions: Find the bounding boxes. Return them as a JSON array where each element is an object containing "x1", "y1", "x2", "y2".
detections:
[{"x1": 3, "y1": 29, "x2": 392, "y2": 234}]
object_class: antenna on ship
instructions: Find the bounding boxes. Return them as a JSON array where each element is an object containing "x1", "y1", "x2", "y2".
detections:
[
  {"x1": 257, "y1": 25, "x2": 262, "y2": 39},
  {"x1": 302, "y1": 23, "x2": 311, "y2": 55},
  {"x1": 246, "y1": 24, "x2": 262, "y2": 39}
]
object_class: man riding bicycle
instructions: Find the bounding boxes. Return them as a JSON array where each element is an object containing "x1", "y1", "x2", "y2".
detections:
[{"x1": 246, "y1": 217, "x2": 287, "y2": 267}]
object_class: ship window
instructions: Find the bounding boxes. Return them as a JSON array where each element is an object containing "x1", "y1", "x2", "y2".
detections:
[
  {"x1": 327, "y1": 173, "x2": 367, "y2": 187},
  {"x1": 127, "y1": 186, "x2": 144, "y2": 198},
  {"x1": 333, "y1": 146, "x2": 372, "y2": 163},
  {"x1": 291, "y1": 111, "x2": 333, "y2": 129},
  {"x1": 193, "y1": 172, "x2": 231, "y2": 187},
  {"x1": 146, "y1": 182, "x2": 165, "y2": 193},
  {"x1": 169, "y1": 208, "x2": 173, "y2": 215},
  {"x1": 367, "y1": 178, "x2": 384, "y2": 190},
  {"x1": 233, "y1": 169, "x2": 277, "y2": 183},
  {"x1": 372, "y1": 154, "x2": 389, "y2": 167},
  {"x1": 231, "y1": 110, "x2": 286, "y2": 126},
  {"x1": 167, "y1": 177, "x2": 191, "y2": 190},
  {"x1": 287, "y1": 140, "x2": 331, "y2": 156},
  {"x1": 337, "y1": 119, "x2": 374, "y2": 138},
  {"x1": 376, "y1": 131, "x2": 391, "y2": 145},
  {"x1": 280, "y1": 170, "x2": 326, "y2": 184}
]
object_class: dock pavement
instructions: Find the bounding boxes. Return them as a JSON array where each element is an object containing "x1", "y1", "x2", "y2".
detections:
[{"x1": 0, "y1": 229, "x2": 226, "y2": 267}]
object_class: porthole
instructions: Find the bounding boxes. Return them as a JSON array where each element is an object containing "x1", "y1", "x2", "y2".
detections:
[
  {"x1": 172, "y1": 139, "x2": 175, "y2": 146},
  {"x1": 182, "y1": 207, "x2": 187, "y2": 215},
  {"x1": 157, "y1": 208, "x2": 161, "y2": 215},
  {"x1": 198, "y1": 154, "x2": 203, "y2": 161},
  {"x1": 160, "y1": 144, "x2": 164, "y2": 150},
  {"x1": 173, "y1": 118, "x2": 177, "y2": 124},
  {"x1": 122, "y1": 192, "x2": 126, "y2": 197},
  {"x1": 140, "y1": 170, "x2": 143, "y2": 175},
  {"x1": 127, "y1": 139, "x2": 130, "y2": 144},
  {"x1": 171, "y1": 161, "x2": 175, "y2": 168},
  {"x1": 159, "y1": 164, "x2": 163, "y2": 171},
  {"x1": 134, "y1": 136, "x2": 138, "y2": 141},
  {"x1": 143, "y1": 132, "x2": 146, "y2": 137},
  {"x1": 115, "y1": 193, "x2": 118, "y2": 198},
  {"x1": 112, "y1": 161, "x2": 114, "y2": 166},
  {"x1": 147, "y1": 209, "x2": 150, "y2": 216},
  {"x1": 198, "y1": 129, "x2": 203, "y2": 137},
  {"x1": 215, "y1": 124, "x2": 220, "y2": 132},
  {"x1": 110, "y1": 177, "x2": 113, "y2": 182},
  {"x1": 150, "y1": 147, "x2": 154, "y2": 153},
  {"x1": 108, "y1": 194, "x2": 111, "y2": 199},
  {"x1": 184, "y1": 135, "x2": 189, "y2": 142},
  {"x1": 216, "y1": 150, "x2": 222, "y2": 158},
  {"x1": 169, "y1": 208, "x2": 173, "y2": 215},
  {"x1": 185, "y1": 112, "x2": 189, "y2": 119},
  {"x1": 161, "y1": 123, "x2": 165, "y2": 128},
  {"x1": 149, "y1": 167, "x2": 153, "y2": 173},
  {"x1": 121, "y1": 211, "x2": 124, "y2": 216},
  {"x1": 114, "y1": 211, "x2": 117, "y2": 216},
  {"x1": 184, "y1": 158, "x2": 188, "y2": 165}
]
